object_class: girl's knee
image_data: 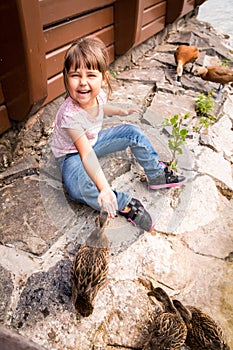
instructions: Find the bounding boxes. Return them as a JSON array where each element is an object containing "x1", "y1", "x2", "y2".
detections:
[{"x1": 125, "y1": 123, "x2": 142, "y2": 136}]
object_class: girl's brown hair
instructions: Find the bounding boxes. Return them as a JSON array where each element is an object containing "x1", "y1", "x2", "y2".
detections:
[{"x1": 63, "y1": 36, "x2": 112, "y2": 97}]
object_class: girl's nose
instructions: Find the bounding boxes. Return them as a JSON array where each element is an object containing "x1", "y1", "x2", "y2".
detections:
[{"x1": 80, "y1": 76, "x2": 87, "y2": 85}]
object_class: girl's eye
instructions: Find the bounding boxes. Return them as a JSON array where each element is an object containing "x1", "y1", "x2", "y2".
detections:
[
  {"x1": 69, "y1": 73, "x2": 98, "y2": 78},
  {"x1": 70, "y1": 73, "x2": 80, "y2": 78}
]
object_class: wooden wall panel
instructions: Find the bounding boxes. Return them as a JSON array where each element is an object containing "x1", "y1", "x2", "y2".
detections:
[
  {"x1": 0, "y1": 84, "x2": 11, "y2": 134},
  {"x1": 135, "y1": 0, "x2": 166, "y2": 46},
  {"x1": 115, "y1": 0, "x2": 166, "y2": 56},
  {"x1": 166, "y1": 0, "x2": 195, "y2": 24},
  {"x1": 44, "y1": 73, "x2": 64, "y2": 106},
  {"x1": 39, "y1": 0, "x2": 115, "y2": 27},
  {"x1": 114, "y1": 0, "x2": 139, "y2": 55},
  {"x1": 195, "y1": 0, "x2": 207, "y2": 5},
  {"x1": 44, "y1": 7, "x2": 114, "y2": 53},
  {"x1": 139, "y1": 16, "x2": 165, "y2": 44},
  {"x1": 144, "y1": 0, "x2": 165, "y2": 9},
  {"x1": 142, "y1": 2, "x2": 166, "y2": 26},
  {"x1": 0, "y1": 106, "x2": 12, "y2": 134},
  {"x1": 0, "y1": 0, "x2": 47, "y2": 122},
  {"x1": 0, "y1": 84, "x2": 4, "y2": 105},
  {"x1": 181, "y1": 0, "x2": 195, "y2": 17}
]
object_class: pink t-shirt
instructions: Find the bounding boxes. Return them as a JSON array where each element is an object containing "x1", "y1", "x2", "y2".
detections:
[{"x1": 51, "y1": 89, "x2": 106, "y2": 158}]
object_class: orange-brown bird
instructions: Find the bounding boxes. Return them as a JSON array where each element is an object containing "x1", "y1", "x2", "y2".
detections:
[
  {"x1": 193, "y1": 65, "x2": 233, "y2": 91},
  {"x1": 174, "y1": 45, "x2": 199, "y2": 82},
  {"x1": 70, "y1": 210, "x2": 110, "y2": 317}
]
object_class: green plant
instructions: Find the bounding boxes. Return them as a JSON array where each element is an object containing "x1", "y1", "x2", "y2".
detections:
[
  {"x1": 195, "y1": 92, "x2": 215, "y2": 116},
  {"x1": 221, "y1": 58, "x2": 231, "y2": 67},
  {"x1": 163, "y1": 113, "x2": 190, "y2": 171},
  {"x1": 194, "y1": 92, "x2": 216, "y2": 132},
  {"x1": 199, "y1": 115, "x2": 216, "y2": 128},
  {"x1": 109, "y1": 69, "x2": 117, "y2": 79}
]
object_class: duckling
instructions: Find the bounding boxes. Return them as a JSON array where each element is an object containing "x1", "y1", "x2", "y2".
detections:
[
  {"x1": 193, "y1": 65, "x2": 233, "y2": 91},
  {"x1": 173, "y1": 299, "x2": 230, "y2": 350},
  {"x1": 143, "y1": 285, "x2": 190, "y2": 350},
  {"x1": 174, "y1": 45, "x2": 199, "y2": 82},
  {"x1": 70, "y1": 210, "x2": 110, "y2": 317}
]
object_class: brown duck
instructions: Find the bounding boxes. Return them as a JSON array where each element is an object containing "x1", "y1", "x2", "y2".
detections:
[
  {"x1": 173, "y1": 299, "x2": 230, "y2": 350},
  {"x1": 70, "y1": 210, "x2": 110, "y2": 317},
  {"x1": 194, "y1": 65, "x2": 233, "y2": 90},
  {"x1": 174, "y1": 45, "x2": 199, "y2": 82},
  {"x1": 142, "y1": 284, "x2": 190, "y2": 350}
]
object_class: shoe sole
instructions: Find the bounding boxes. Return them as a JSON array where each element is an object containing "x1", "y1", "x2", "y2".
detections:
[
  {"x1": 149, "y1": 178, "x2": 187, "y2": 190},
  {"x1": 148, "y1": 221, "x2": 155, "y2": 233},
  {"x1": 129, "y1": 218, "x2": 155, "y2": 233}
]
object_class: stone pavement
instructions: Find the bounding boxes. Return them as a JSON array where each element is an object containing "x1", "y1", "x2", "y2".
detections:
[{"x1": 0, "y1": 14, "x2": 233, "y2": 350}]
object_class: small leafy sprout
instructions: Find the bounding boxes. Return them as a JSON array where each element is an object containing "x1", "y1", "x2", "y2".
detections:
[
  {"x1": 194, "y1": 92, "x2": 216, "y2": 132},
  {"x1": 163, "y1": 113, "x2": 190, "y2": 171},
  {"x1": 221, "y1": 58, "x2": 231, "y2": 67},
  {"x1": 195, "y1": 92, "x2": 215, "y2": 116},
  {"x1": 199, "y1": 115, "x2": 216, "y2": 129},
  {"x1": 109, "y1": 69, "x2": 117, "y2": 78},
  {"x1": 193, "y1": 125, "x2": 199, "y2": 133}
]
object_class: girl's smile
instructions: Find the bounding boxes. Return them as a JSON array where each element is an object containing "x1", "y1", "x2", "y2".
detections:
[{"x1": 67, "y1": 68, "x2": 104, "y2": 110}]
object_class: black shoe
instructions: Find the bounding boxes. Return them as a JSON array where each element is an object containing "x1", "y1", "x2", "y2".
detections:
[
  {"x1": 149, "y1": 163, "x2": 186, "y2": 190},
  {"x1": 119, "y1": 198, "x2": 155, "y2": 232}
]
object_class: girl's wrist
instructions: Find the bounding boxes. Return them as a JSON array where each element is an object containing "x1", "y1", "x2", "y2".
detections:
[
  {"x1": 118, "y1": 108, "x2": 128, "y2": 116},
  {"x1": 99, "y1": 184, "x2": 112, "y2": 193}
]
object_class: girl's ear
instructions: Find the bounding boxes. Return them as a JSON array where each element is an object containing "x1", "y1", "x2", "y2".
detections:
[
  {"x1": 101, "y1": 71, "x2": 109, "y2": 87},
  {"x1": 101, "y1": 72, "x2": 107, "y2": 87},
  {"x1": 102, "y1": 70, "x2": 112, "y2": 97}
]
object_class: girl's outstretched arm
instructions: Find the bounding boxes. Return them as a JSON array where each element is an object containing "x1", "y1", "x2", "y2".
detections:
[
  {"x1": 67, "y1": 128, "x2": 118, "y2": 218},
  {"x1": 104, "y1": 104, "x2": 141, "y2": 116}
]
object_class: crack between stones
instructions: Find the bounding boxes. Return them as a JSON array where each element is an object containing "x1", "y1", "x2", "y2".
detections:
[
  {"x1": 180, "y1": 237, "x2": 226, "y2": 261},
  {"x1": 142, "y1": 86, "x2": 157, "y2": 110},
  {"x1": 0, "y1": 168, "x2": 40, "y2": 187},
  {"x1": 197, "y1": 170, "x2": 233, "y2": 200},
  {"x1": 106, "y1": 344, "x2": 141, "y2": 350},
  {"x1": 198, "y1": 137, "x2": 219, "y2": 152},
  {"x1": 216, "y1": 184, "x2": 233, "y2": 200}
]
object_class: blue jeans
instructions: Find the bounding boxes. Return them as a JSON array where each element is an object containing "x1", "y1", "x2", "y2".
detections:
[{"x1": 57, "y1": 124, "x2": 163, "y2": 211}]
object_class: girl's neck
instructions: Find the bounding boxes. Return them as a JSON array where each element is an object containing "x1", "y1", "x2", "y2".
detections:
[
  {"x1": 87, "y1": 104, "x2": 99, "y2": 118},
  {"x1": 73, "y1": 96, "x2": 99, "y2": 118},
  {"x1": 84, "y1": 97, "x2": 99, "y2": 118}
]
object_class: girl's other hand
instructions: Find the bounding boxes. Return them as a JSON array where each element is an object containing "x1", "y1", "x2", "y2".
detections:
[
  {"x1": 104, "y1": 103, "x2": 141, "y2": 117},
  {"x1": 118, "y1": 107, "x2": 141, "y2": 116},
  {"x1": 97, "y1": 187, "x2": 118, "y2": 218}
]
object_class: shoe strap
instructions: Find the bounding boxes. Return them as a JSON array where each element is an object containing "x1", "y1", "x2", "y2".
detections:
[
  {"x1": 164, "y1": 167, "x2": 173, "y2": 175},
  {"x1": 126, "y1": 200, "x2": 144, "y2": 221}
]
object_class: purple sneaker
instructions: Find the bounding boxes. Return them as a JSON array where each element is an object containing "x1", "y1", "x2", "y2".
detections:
[
  {"x1": 149, "y1": 163, "x2": 186, "y2": 190},
  {"x1": 119, "y1": 198, "x2": 155, "y2": 233}
]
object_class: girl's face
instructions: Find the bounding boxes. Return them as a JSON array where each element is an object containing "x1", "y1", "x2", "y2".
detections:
[{"x1": 67, "y1": 67, "x2": 104, "y2": 110}]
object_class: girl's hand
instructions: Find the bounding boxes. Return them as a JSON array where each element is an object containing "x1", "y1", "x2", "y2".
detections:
[
  {"x1": 104, "y1": 104, "x2": 141, "y2": 117},
  {"x1": 97, "y1": 187, "x2": 118, "y2": 218},
  {"x1": 118, "y1": 107, "x2": 141, "y2": 116}
]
